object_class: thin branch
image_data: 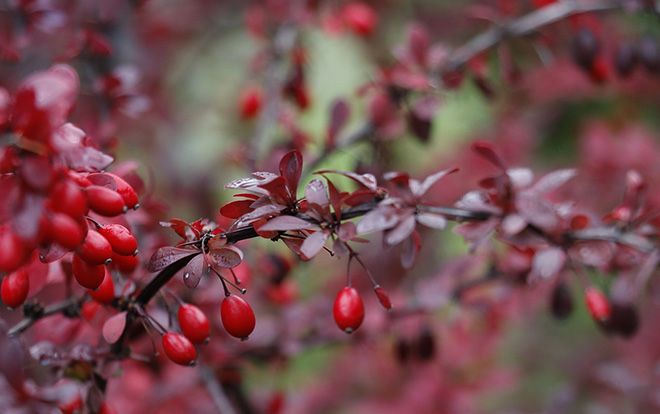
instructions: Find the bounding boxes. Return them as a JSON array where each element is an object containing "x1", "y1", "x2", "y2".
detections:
[
  {"x1": 200, "y1": 365, "x2": 238, "y2": 414},
  {"x1": 8, "y1": 297, "x2": 82, "y2": 337},
  {"x1": 443, "y1": 0, "x2": 623, "y2": 71}
]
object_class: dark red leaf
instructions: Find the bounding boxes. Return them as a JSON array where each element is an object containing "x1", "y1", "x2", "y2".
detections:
[
  {"x1": 259, "y1": 216, "x2": 315, "y2": 231},
  {"x1": 327, "y1": 99, "x2": 350, "y2": 148},
  {"x1": 472, "y1": 141, "x2": 506, "y2": 170},
  {"x1": 259, "y1": 176, "x2": 290, "y2": 205},
  {"x1": 220, "y1": 200, "x2": 254, "y2": 219},
  {"x1": 147, "y1": 247, "x2": 199, "y2": 273},
  {"x1": 305, "y1": 179, "x2": 329, "y2": 207},
  {"x1": 279, "y1": 150, "x2": 303, "y2": 197},
  {"x1": 209, "y1": 245, "x2": 244, "y2": 268},
  {"x1": 300, "y1": 230, "x2": 329, "y2": 260}
]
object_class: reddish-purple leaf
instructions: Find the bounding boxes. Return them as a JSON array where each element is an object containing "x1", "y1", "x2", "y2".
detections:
[
  {"x1": 181, "y1": 254, "x2": 208, "y2": 288},
  {"x1": 416, "y1": 212, "x2": 447, "y2": 229},
  {"x1": 472, "y1": 141, "x2": 506, "y2": 170},
  {"x1": 220, "y1": 200, "x2": 254, "y2": 219},
  {"x1": 385, "y1": 214, "x2": 416, "y2": 246},
  {"x1": 401, "y1": 230, "x2": 421, "y2": 269},
  {"x1": 282, "y1": 236, "x2": 305, "y2": 259},
  {"x1": 317, "y1": 170, "x2": 377, "y2": 191},
  {"x1": 147, "y1": 247, "x2": 199, "y2": 273},
  {"x1": 102, "y1": 311, "x2": 127, "y2": 344},
  {"x1": 530, "y1": 247, "x2": 566, "y2": 280},
  {"x1": 531, "y1": 169, "x2": 576, "y2": 194},
  {"x1": 327, "y1": 99, "x2": 350, "y2": 147},
  {"x1": 279, "y1": 150, "x2": 303, "y2": 197},
  {"x1": 412, "y1": 167, "x2": 458, "y2": 197},
  {"x1": 39, "y1": 243, "x2": 68, "y2": 263},
  {"x1": 325, "y1": 178, "x2": 344, "y2": 219},
  {"x1": 233, "y1": 204, "x2": 284, "y2": 228},
  {"x1": 259, "y1": 176, "x2": 290, "y2": 204},
  {"x1": 225, "y1": 172, "x2": 278, "y2": 190},
  {"x1": 501, "y1": 214, "x2": 527, "y2": 235},
  {"x1": 516, "y1": 192, "x2": 559, "y2": 230},
  {"x1": 337, "y1": 222, "x2": 357, "y2": 241},
  {"x1": 374, "y1": 286, "x2": 392, "y2": 310},
  {"x1": 259, "y1": 216, "x2": 315, "y2": 231},
  {"x1": 209, "y1": 245, "x2": 243, "y2": 268},
  {"x1": 305, "y1": 179, "x2": 329, "y2": 207},
  {"x1": 300, "y1": 231, "x2": 329, "y2": 260},
  {"x1": 356, "y1": 206, "x2": 400, "y2": 234},
  {"x1": 506, "y1": 168, "x2": 534, "y2": 189}
]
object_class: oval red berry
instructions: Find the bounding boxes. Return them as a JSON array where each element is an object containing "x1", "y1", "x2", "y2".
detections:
[
  {"x1": 221, "y1": 294, "x2": 256, "y2": 340},
  {"x1": 333, "y1": 286, "x2": 365, "y2": 334},
  {"x1": 85, "y1": 185, "x2": 126, "y2": 217},
  {"x1": 1, "y1": 269, "x2": 29, "y2": 308},
  {"x1": 178, "y1": 303, "x2": 210, "y2": 344},
  {"x1": 162, "y1": 332, "x2": 197, "y2": 366}
]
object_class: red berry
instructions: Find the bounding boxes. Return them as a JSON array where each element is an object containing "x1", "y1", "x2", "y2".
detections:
[
  {"x1": 50, "y1": 179, "x2": 88, "y2": 218},
  {"x1": 1, "y1": 269, "x2": 29, "y2": 308},
  {"x1": 76, "y1": 230, "x2": 112, "y2": 265},
  {"x1": 81, "y1": 300, "x2": 101, "y2": 321},
  {"x1": 88, "y1": 268, "x2": 115, "y2": 304},
  {"x1": 58, "y1": 395, "x2": 83, "y2": 414},
  {"x1": 112, "y1": 252, "x2": 139, "y2": 274},
  {"x1": 0, "y1": 227, "x2": 27, "y2": 273},
  {"x1": 72, "y1": 254, "x2": 106, "y2": 289},
  {"x1": 585, "y1": 287, "x2": 611, "y2": 322},
  {"x1": 178, "y1": 303, "x2": 210, "y2": 344},
  {"x1": 85, "y1": 185, "x2": 126, "y2": 217},
  {"x1": 342, "y1": 2, "x2": 377, "y2": 37},
  {"x1": 239, "y1": 86, "x2": 262, "y2": 119},
  {"x1": 221, "y1": 294, "x2": 256, "y2": 340},
  {"x1": 98, "y1": 224, "x2": 137, "y2": 256},
  {"x1": 106, "y1": 173, "x2": 139, "y2": 210},
  {"x1": 99, "y1": 402, "x2": 117, "y2": 414},
  {"x1": 374, "y1": 286, "x2": 392, "y2": 310},
  {"x1": 50, "y1": 213, "x2": 84, "y2": 249},
  {"x1": 162, "y1": 332, "x2": 197, "y2": 366},
  {"x1": 333, "y1": 286, "x2": 364, "y2": 334}
]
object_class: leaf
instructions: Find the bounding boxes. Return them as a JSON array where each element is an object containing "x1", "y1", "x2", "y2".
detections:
[
  {"x1": 333, "y1": 238, "x2": 349, "y2": 257},
  {"x1": 259, "y1": 176, "x2": 290, "y2": 204},
  {"x1": 357, "y1": 206, "x2": 400, "y2": 234},
  {"x1": 233, "y1": 204, "x2": 284, "y2": 228},
  {"x1": 472, "y1": 141, "x2": 506, "y2": 170},
  {"x1": 516, "y1": 192, "x2": 559, "y2": 230},
  {"x1": 317, "y1": 170, "x2": 377, "y2": 191},
  {"x1": 102, "y1": 312, "x2": 127, "y2": 344},
  {"x1": 300, "y1": 231, "x2": 329, "y2": 260},
  {"x1": 181, "y1": 254, "x2": 208, "y2": 288},
  {"x1": 147, "y1": 247, "x2": 199, "y2": 273},
  {"x1": 385, "y1": 214, "x2": 416, "y2": 246},
  {"x1": 209, "y1": 245, "x2": 243, "y2": 268},
  {"x1": 279, "y1": 150, "x2": 303, "y2": 197},
  {"x1": 412, "y1": 167, "x2": 459, "y2": 197},
  {"x1": 225, "y1": 172, "x2": 278, "y2": 189},
  {"x1": 327, "y1": 99, "x2": 350, "y2": 147},
  {"x1": 530, "y1": 247, "x2": 566, "y2": 280},
  {"x1": 416, "y1": 212, "x2": 447, "y2": 229},
  {"x1": 220, "y1": 200, "x2": 254, "y2": 219},
  {"x1": 401, "y1": 230, "x2": 421, "y2": 269},
  {"x1": 337, "y1": 222, "x2": 357, "y2": 241},
  {"x1": 501, "y1": 214, "x2": 527, "y2": 235},
  {"x1": 531, "y1": 169, "x2": 576, "y2": 194},
  {"x1": 258, "y1": 216, "x2": 315, "y2": 231},
  {"x1": 304, "y1": 179, "x2": 329, "y2": 207}
]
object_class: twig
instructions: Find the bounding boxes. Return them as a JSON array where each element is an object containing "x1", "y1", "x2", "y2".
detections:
[
  {"x1": 8, "y1": 297, "x2": 82, "y2": 337},
  {"x1": 443, "y1": 0, "x2": 623, "y2": 71},
  {"x1": 200, "y1": 365, "x2": 238, "y2": 414}
]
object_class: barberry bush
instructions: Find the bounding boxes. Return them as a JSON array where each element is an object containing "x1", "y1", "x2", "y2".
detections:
[{"x1": 0, "y1": 0, "x2": 659, "y2": 413}]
